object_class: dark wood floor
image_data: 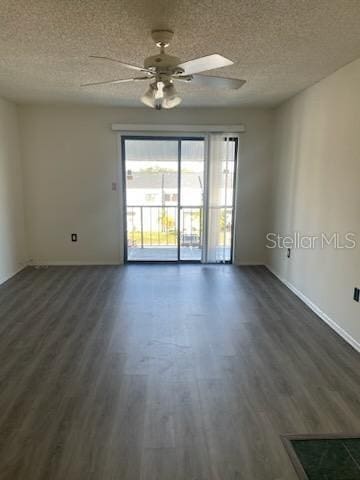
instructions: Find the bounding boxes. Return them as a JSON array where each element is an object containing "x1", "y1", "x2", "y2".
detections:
[{"x1": 0, "y1": 265, "x2": 359, "y2": 480}]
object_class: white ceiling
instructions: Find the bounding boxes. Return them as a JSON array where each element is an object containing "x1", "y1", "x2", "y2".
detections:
[{"x1": 1, "y1": 0, "x2": 360, "y2": 108}]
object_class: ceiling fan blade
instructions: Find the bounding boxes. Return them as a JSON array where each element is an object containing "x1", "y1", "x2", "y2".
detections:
[
  {"x1": 189, "y1": 74, "x2": 246, "y2": 90},
  {"x1": 81, "y1": 76, "x2": 150, "y2": 87},
  {"x1": 89, "y1": 55, "x2": 150, "y2": 73},
  {"x1": 177, "y1": 54, "x2": 233, "y2": 75}
]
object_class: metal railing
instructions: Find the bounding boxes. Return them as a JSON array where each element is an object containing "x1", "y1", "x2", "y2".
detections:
[
  {"x1": 126, "y1": 205, "x2": 203, "y2": 248},
  {"x1": 126, "y1": 205, "x2": 232, "y2": 249}
]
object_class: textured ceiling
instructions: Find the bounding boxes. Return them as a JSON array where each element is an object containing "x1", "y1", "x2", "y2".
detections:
[{"x1": 1, "y1": 0, "x2": 360, "y2": 107}]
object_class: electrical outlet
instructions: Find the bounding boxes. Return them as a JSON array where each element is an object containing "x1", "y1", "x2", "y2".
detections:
[
  {"x1": 354, "y1": 287, "x2": 360, "y2": 303},
  {"x1": 71, "y1": 233, "x2": 78, "y2": 242}
]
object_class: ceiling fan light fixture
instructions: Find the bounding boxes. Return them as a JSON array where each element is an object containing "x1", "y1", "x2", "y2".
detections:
[
  {"x1": 141, "y1": 83, "x2": 157, "y2": 108},
  {"x1": 162, "y1": 82, "x2": 182, "y2": 109},
  {"x1": 141, "y1": 81, "x2": 181, "y2": 109},
  {"x1": 155, "y1": 81, "x2": 165, "y2": 99}
]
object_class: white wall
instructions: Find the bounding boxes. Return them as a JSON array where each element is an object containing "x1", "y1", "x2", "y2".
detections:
[
  {"x1": 268, "y1": 58, "x2": 360, "y2": 348},
  {"x1": 19, "y1": 106, "x2": 273, "y2": 265},
  {"x1": 0, "y1": 98, "x2": 27, "y2": 284}
]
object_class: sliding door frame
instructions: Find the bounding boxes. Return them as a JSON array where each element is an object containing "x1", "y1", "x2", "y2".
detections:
[
  {"x1": 120, "y1": 134, "x2": 238, "y2": 264},
  {"x1": 121, "y1": 134, "x2": 206, "y2": 264},
  {"x1": 228, "y1": 136, "x2": 239, "y2": 265}
]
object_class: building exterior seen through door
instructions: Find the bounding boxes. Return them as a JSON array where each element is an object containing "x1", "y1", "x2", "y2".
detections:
[{"x1": 122, "y1": 136, "x2": 237, "y2": 262}]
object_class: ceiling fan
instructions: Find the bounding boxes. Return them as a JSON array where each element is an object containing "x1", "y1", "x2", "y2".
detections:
[{"x1": 81, "y1": 29, "x2": 246, "y2": 109}]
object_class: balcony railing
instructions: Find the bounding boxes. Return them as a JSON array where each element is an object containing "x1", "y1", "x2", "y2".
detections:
[
  {"x1": 126, "y1": 205, "x2": 233, "y2": 249},
  {"x1": 126, "y1": 205, "x2": 202, "y2": 248}
]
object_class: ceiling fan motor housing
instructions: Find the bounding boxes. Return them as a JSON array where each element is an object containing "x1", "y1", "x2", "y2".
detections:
[
  {"x1": 144, "y1": 53, "x2": 183, "y2": 74},
  {"x1": 146, "y1": 29, "x2": 184, "y2": 75}
]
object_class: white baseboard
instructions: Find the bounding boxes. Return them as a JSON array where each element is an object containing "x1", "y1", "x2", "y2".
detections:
[
  {"x1": 0, "y1": 265, "x2": 27, "y2": 286},
  {"x1": 266, "y1": 264, "x2": 360, "y2": 354},
  {"x1": 234, "y1": 261, "x2": 264, "y2": 266},
  {"x1": 32, "y1": 260, "x2": 123, "y2": 266}
]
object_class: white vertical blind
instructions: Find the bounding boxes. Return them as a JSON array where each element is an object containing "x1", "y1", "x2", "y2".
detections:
[{"x1": 204, "y1": 134, "x2": 238, "y2": 263}]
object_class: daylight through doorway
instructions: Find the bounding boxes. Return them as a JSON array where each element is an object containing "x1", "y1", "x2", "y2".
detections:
[{"x1": 122, "y1": 135, "x2": 237, "y2": 263}]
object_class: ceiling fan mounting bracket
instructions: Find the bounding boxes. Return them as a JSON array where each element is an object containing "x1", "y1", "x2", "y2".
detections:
[{"x1": 151, "y1": 29, "x2": 174, "y2": 48}]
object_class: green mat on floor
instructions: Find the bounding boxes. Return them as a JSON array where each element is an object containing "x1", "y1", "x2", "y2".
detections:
[{"x1": 282, "y1": 435, "x2": 360, "y2": 480}]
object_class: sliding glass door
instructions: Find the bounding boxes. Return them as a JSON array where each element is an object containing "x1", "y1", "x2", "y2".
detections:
[
  {"x1": 123, "y1": 137, "x2": 204, "y2": 261},
  {"x1": 122, "y1": 135, "x2": 237, "y2": 263},
  {"x1": 179, "y1": 140, "x2": 205, "y2": 261}
]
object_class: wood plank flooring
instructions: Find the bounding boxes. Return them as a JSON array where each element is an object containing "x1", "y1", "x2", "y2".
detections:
[{"x1": 0, "y1": 264, "x2": 359, "y2": 479}]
